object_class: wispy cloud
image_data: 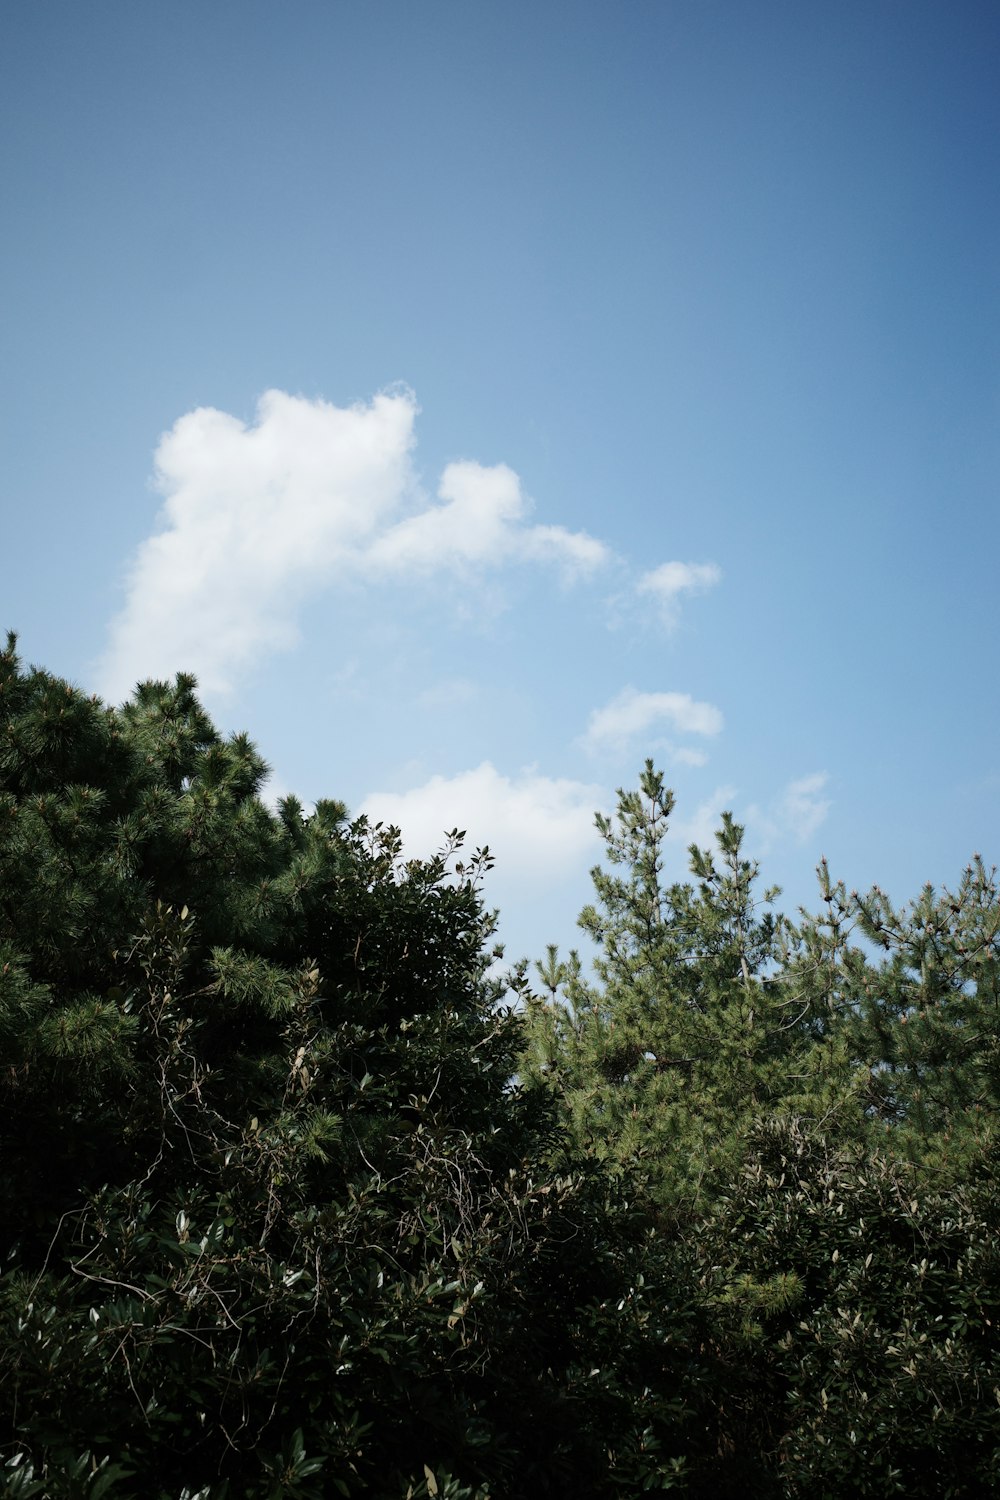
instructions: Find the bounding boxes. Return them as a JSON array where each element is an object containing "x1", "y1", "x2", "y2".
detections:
[
  {"x1": 521, "y1": 523, "x2": 610, "y2": 580},
  {"x1": 415, "y1": 677, "x2": 480, "y2": 711},
  {"x1": 358, "y1": 762, "x2": 604, "y2": 879},
  {"x1": 637, "y1": 559, "x2": 721, "y2": 628},
  {"x1": 667, "y1": 773, "x2": 831, "y2": 858},
  {"x1": 746, "y1": 772, "x2": 831, "y2": 850},
  {"x1": 673, "y1": 746, "x2": 708, "y2": 768},
  {"x1": 97, "y1": 390, "x2": 609, "y2": 701},
  {"x1": 583, "y1": 686, "x2": 724, "y2": 754},
  {"x1": 667, "y1": 784, "x2": 740, "y2": 853}
]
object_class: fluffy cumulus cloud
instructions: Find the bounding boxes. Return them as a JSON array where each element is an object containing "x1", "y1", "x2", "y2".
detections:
[
  {"x1": 358, "y1": 762, "x2": 604, "y2": 880},
  {"x1": 583, "y1": 686, "x2": 724, "y2": 754},
  {"x1": 98, "y1": 390, "x2": 415, "y2": 699},
  {"x1": 367, "y1": 461, "x2": 607, "y2": 581},
  {"x1": 98, "y1": 389, "x2": 609, "y2": 701},
  {"x1": 637, "y1": 559, "x2": 721, "y2": 627}
]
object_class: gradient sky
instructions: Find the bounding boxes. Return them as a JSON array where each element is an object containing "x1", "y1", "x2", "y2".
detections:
[{"x1": 3, "y1": 1, "x2": 998, "y2": 966}]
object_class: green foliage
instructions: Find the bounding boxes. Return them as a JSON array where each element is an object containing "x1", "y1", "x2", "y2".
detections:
[
  {"x1": 521, "y1": 760, "x2": 812, "y2": 1211},
  {"x1": 0, "y1": 637, "x2": 725, "y2": 1498},
  {"x1": 7, "y1": 636, "x2": 1000, "y2": 1496},
  {"x1": 523, "y1": 758, "x2": 1000, "y2": 1491},
  {"x1": 707, "y1": 1117, "x2": 1000, "y2": 1496},
  {"x1": 786, "y1": 856, "x2": 1000, "y2": 1171}
]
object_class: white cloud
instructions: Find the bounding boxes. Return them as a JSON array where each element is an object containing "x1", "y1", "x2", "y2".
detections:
[
  {"x1": 97, "y1": 390, "x2": 609, "y2": 701},
  {"x1": 416, "y1": 677, "x2": 480, "y2": 711},
  {"x1": 583, "y1": 686, "x2": 724, "y2": 753},
  {"x1": 665, "y1": 773, "x2": 830, "y2": 858},
  {"x1": 667, "y1": 784, "x2": 740, "y2": 853},
  {"x1": 520, "y1": 522, "x2": 610, "y2": 580},
  {"x1": 358, "y1": 762, "x2": 604, "y2": 880},
  {"x1": 746, "y1": 773, "x2": 831, "y2": 850},
  {"x1": 781, "y1": 773, "x2": 832, "y2": 842},
  {"x1": 672, "y1": 746, "x2": 708, "y2": 768},
  {"x1": 637, "y1": 559, "x2": 721, "y2": 628},
  {"x1": 99, "y1": 389, "x2": 417, "y2": 699},
  {"x1": 367, "y1": 460, "x2": 607, "y2": 581},
  {"x1": 366, "y1": 460, "x2": 518, "y2": 573},
  {"x1": 260, "y1": 773, "x2": 299, "y2": 815}
]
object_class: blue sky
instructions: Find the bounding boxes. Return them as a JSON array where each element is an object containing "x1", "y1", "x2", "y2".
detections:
[{"x1": 3, "y1": 1, "x2": 999, "y2": 966}]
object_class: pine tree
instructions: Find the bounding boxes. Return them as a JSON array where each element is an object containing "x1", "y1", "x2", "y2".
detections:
[
  {"x1": 519, "y1": 760, "x2": 1000, "y2": 1490},
  {"x1": 521, "y1": 761, "x2": 813, "y2": 1212},
  {"x1": 782, "y1": 854, "x2": 1000, "y2": 1173}
]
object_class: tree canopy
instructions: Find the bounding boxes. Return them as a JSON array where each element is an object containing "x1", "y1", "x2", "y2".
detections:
[
  {"x1": 0, "y1": 639, "x2": 717, "y2": 1497},
  {"x1": 4, "y1": 642, "x2": 1000, "y2": 1497},
  {"x1": 520, "y1": 759, "x2": 1000, "y2": 1495}
]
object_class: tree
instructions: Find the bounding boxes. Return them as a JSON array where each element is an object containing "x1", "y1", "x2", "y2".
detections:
[
  {"x1": 522, "y1": 763, "x2": 1000, "y2": 1491},
  {"x1": 782, "y1": 857, "x2": 1000, "y2": 1174},
  {"x1": 12, "y1": 650, "x2": 998, "y2": 1496},
  {"x1": 0, "y1": 638, "x2": 715, "y2": 1499},
  {"x1": 521, "y1": 761, "x2": 817, "y2": 1213},
  {"x1": 703, "y1": 1115, "x2": 1000, "y2": 1497}
]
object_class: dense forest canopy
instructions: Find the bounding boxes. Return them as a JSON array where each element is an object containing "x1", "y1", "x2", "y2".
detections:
[{"x1": 3, "y1": 633, "x2": 1000, "y2": 1498}]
